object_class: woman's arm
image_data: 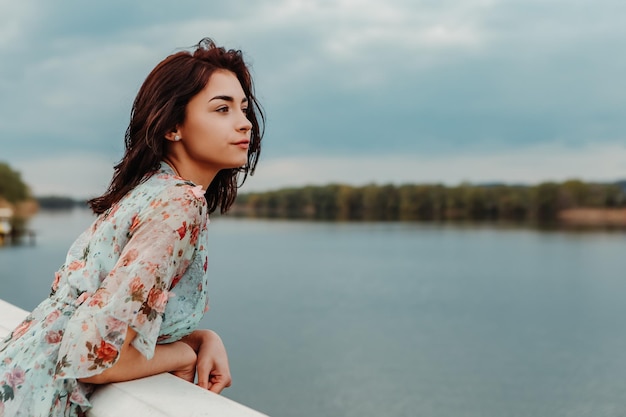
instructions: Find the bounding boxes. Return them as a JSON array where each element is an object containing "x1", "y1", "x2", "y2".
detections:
[
  {"x1": 61, "y1": 186, "x2": 207, "y2": 382},
  {"x1": 79, "y1": 327, "x2": 197, "y2": 384}
]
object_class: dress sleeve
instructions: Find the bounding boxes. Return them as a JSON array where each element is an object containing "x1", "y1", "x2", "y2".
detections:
[{"x1": 56, "y1": 184, "x2": 207, "y2": 379}]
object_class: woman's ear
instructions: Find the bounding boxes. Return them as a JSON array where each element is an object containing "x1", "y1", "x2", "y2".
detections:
[{"x1": 165, "y1": 131, "x2": 182, "y2": 142}]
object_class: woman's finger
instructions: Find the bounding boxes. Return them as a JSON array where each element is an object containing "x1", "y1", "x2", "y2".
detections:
[
  {"x1": 208, "y1": 374, "x2": 232, "y2": 394},
  {"x1": 195, "y1": 357, "x2": 213, "y2": 389}
]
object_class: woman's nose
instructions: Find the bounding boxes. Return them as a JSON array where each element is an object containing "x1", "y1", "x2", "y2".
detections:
[{"x1": 239, "y1": 113, "x2": 253, "y2": 132}]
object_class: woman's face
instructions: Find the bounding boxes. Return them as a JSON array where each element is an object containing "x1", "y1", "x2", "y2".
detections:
[{"x1": 167, "y1": 70, "x2": 252, "y2": 184}]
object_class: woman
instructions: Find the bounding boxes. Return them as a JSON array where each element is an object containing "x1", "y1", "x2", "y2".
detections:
[{"x1": 0, "y1": 38, "x2": 264, "y2": 417}]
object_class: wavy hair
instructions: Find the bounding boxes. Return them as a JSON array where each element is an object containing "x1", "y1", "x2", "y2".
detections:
[{"x1": 88, "y1": 38, "x2": 264, "y2": 214}]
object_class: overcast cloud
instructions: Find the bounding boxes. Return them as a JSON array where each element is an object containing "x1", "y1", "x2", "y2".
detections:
[{"x1": 1, "y1": 0, "x2": 624, "y2": 198}]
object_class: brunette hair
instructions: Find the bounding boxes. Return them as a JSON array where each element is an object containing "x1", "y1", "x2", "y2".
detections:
[{"x1": 88, "y1": 38, "x2": 264, "y2": 215}]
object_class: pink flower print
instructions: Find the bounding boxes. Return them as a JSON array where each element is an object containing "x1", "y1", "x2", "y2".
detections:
[
  {"x1": 189, "y1": 225, "x2": 200, "y2": 246},
  {"x1": 108, "y1": 204, "x2": 120, "y2": 217},
  {"x1": 176, "y1": 221, "x2": 188, "y2": 240},
  {"x1": 45, "y1": 310, "x2": 61, "y2": 325},
  {"x1": 45, "y1": 330, "x2": 63, "y2": 344},
  {"x1": 129, "y1": 276, "x2": 145, "y2": 301},
  {"x1": 191, "y1": 185, "x2": 205, "y2": 199},
  {"x1": 12, "y1": 319, "x2": 34, "y2": 340},
  {"x1": 180, "y1": 197, "x2": 192, "y2": 208},
  {"x1": 70, "y1": 389, "x2": 86, "y2": 405},
  {"x1": 105, "y1": 317, "x2": 126, "y2": 335},
  {"x1": 129, "y1": 276, "x2": 144, "y2": 292},
  {"x1": 69, "y1": 386, "x2": 91, "y2": 406},
  {"x1": 88, "y1": 290, "x2": 106, "y2": 308},
  {"x1": 145, "y1": 262, "x2": 158, "y2": 275},
  {"x1": 67, "y1": 260, "x2": 86, "y2": 272},
  {"x1": 170, "y1": 274, "x2": 183, "y2": 288},
  {"x1": 121, "y1": 248, "x2": 139, "y2": 267},
  {"x1": 147, "y1": 288, "x2": 169, "y2": 313},
  {"x1": 95, "y1": 340, "x2": 118, "y2": 364},
  {"x1": 76, "y1": 291, "x2": 91, "y2": 305},
  {"x1": 51, "y1": 271, "x2": 61, "y2": 292},
  {"x1": 129, "y1": 214, "x2": 141, "y2": 233},
  {"x1": 6, "y1": 367, "x2": 25, "y2": 389}
]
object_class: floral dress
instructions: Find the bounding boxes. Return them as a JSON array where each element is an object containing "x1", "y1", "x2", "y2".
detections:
[{"x1": 0, "y1": 162, "x2": 210, "y2": 417}]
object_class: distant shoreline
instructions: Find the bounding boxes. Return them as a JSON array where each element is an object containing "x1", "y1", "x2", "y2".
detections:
[
  {"x1": 26, "y1": 204, "x2": 626, "y2": 230},
  {"x1": 30, "y1": 187, "x2": 626, "y2": 229}
]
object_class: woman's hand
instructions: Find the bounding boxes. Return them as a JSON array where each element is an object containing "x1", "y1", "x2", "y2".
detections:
[
  {"x1": 180, "y1": 329, "x2": 232, "y2": 393},
  {"x1": 169, "y1": 342, "x2": 197, "y2": 383}
]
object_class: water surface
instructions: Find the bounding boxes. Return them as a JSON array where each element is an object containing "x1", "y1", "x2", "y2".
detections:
[{"x1": 1, "y1": 209, "x2": 625, "y2": 417}]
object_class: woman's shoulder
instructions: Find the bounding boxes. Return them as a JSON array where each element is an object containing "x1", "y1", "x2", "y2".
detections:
[
  {"x1": 111, "y1": 164, "x2": 207, "y2": 221},
  {"x1": 131, "y1": 162, "x2": 200, "y2": 198},
  {"x1": 139, "y1": 165, "x2": 207, "y2": 216}
]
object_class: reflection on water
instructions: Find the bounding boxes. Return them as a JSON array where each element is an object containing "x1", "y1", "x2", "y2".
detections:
[{"x1": 1, "y1": 209, "x2": 625, "y2": 417}]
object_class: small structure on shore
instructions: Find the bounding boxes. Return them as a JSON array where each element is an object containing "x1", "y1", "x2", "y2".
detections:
[
  {"x1": 0, "y1": 206, "x2": 35, "y2": 245},
  {"x1": 0, "y1": 207, "x2": 13, "y2": 244}
]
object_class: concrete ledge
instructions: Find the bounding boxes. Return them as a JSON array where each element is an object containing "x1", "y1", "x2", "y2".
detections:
[
  {"x1": 89, "y1": 372, "x2": 266, "y2": 417},
  {"x1": 0, "y1": 298, "x2": 267, "y2": 417}
]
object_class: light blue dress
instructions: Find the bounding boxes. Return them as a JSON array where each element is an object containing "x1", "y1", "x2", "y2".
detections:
[{"x1": 0, "y1": 162, "x2": 210, "y2": 416}]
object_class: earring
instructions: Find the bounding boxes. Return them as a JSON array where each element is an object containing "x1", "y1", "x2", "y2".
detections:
[{"x1": 174, "y1": 135, "x2": 181, "y2": 141}]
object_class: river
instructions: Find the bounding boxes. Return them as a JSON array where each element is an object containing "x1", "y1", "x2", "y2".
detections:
[{"x1": 1, "y1": 209, "x2": 625, "y2": 417}]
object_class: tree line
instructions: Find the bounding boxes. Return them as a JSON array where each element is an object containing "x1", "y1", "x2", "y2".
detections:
[
  {"x1": 233, "y1": 180, "x2": 626, "y2": 223},
  {"x1": 2, "y1": 160, "x2": 625, "y2": 224}
]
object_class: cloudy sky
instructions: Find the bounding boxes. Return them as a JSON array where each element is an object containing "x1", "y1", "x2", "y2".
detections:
[{"x1": 1, "y1": 0, "x2": 625, "y2": 198}]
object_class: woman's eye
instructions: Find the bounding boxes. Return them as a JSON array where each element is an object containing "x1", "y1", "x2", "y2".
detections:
[
  {"x1": 242, "y1": 108, "x2": 249, "y2": 114},
  {"x1": 217, "y1": 106, "x2": 229, "y2": 112}
]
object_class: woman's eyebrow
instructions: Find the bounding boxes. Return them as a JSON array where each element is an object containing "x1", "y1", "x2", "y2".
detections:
[{"x1": 209, "y1": 95, "x2": 249, "y2": 104}]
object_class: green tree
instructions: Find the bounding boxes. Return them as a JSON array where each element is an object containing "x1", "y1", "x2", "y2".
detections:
[
  {"x1": 274, "y1": 188, "x2": 306, "y2": 218},
  {"x1": 362, "y1": 184, "x2": 399, "y2": 221},
  {"x1": 530, "y1": 182, "x2": 560, "y2": 222},
  {"x1": 495, "y1": 186, "x2": 529, "y2": 220},
  {"x1": 0, "y1": 162, "x2": 29, "y2": 203},
  {"x1": 462, "y1": 186, "x2": 488, "y2": 220},
  {"x1": 446, "y1": 184, "x2": 469, "y2": 220},
  {"x1": 311, "y1": 185, "x2": 341, "y2": 220},
  {"x1": 603, "y1": 184, "x2": 625, "y2": 207},
  {"x1": 336, "y1": 185, "x2": 363, "y2": 220},
  {"x1": 558, "y1": 179, "x2": 589, "y2": 208},
  {"x1": 398, "y1": 184, "x2": 446, "y2": 220}
]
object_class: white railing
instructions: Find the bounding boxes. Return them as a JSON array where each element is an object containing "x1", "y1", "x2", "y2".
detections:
[{"x1": 0, "y1": 299, "x2": 268, "y2": 417}]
